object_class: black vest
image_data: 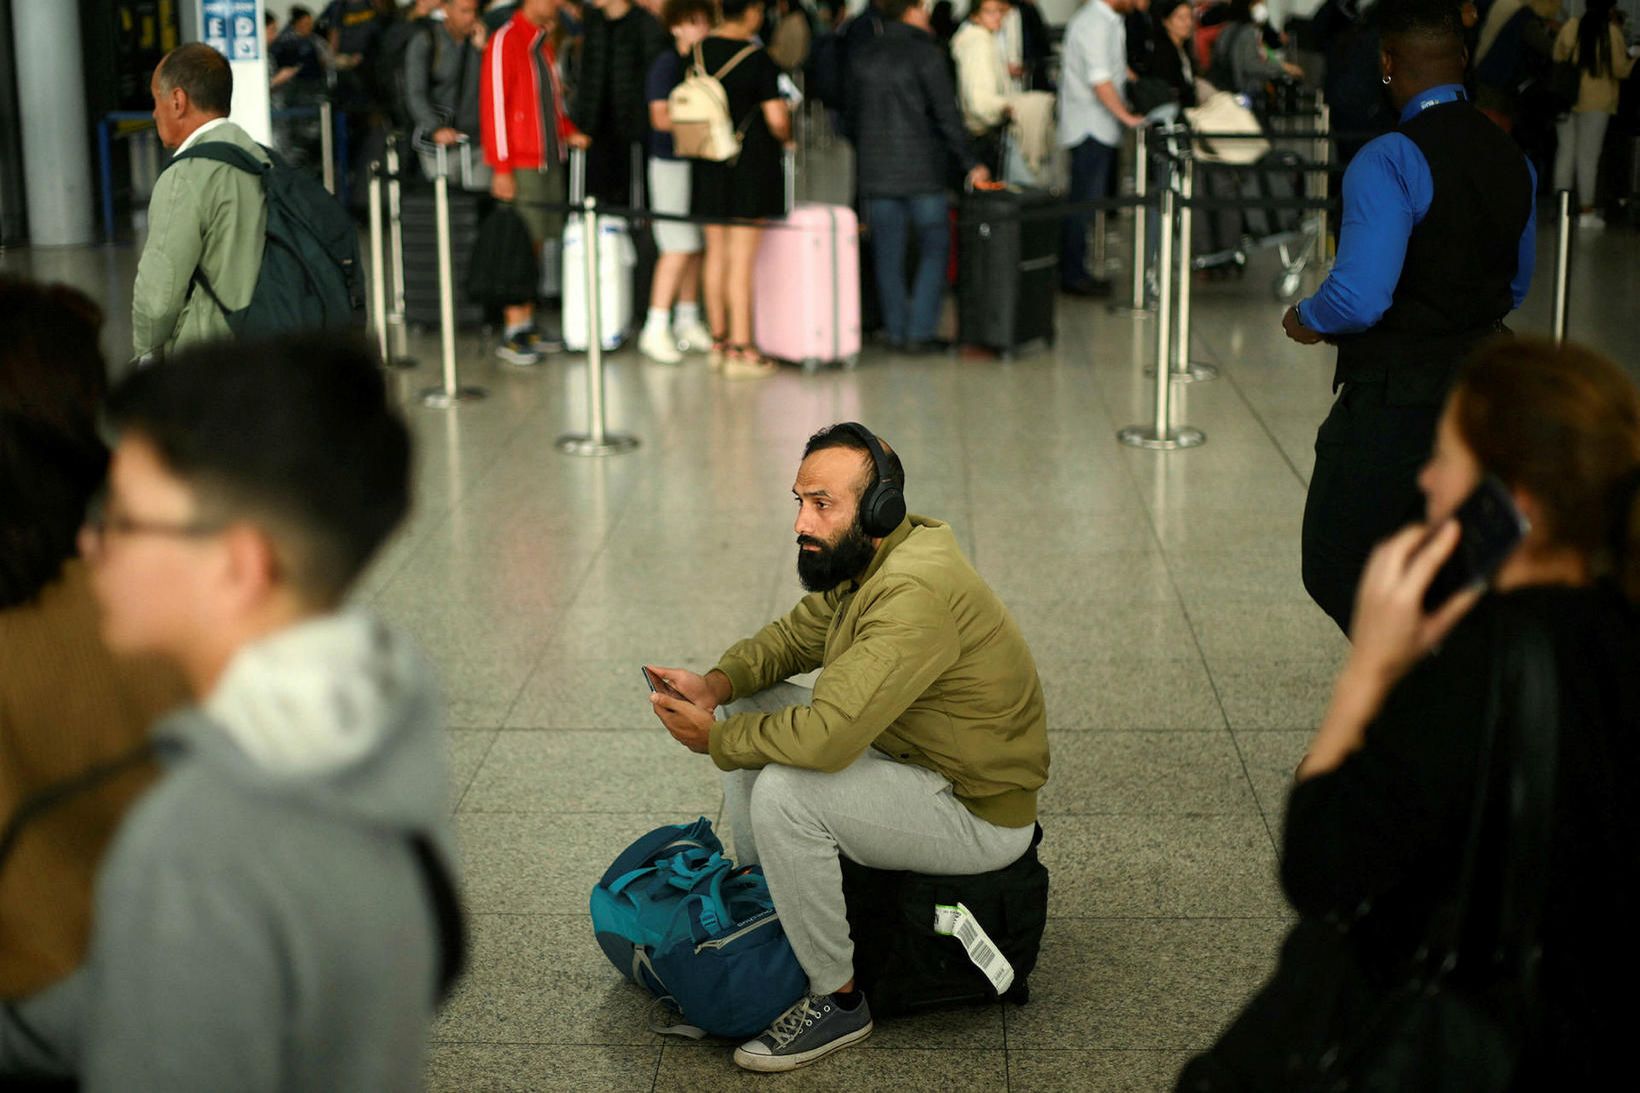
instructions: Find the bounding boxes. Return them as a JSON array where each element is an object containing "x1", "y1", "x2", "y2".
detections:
[{"x1": 1333, "y1": 100, "x2": 1533, "y2": 404}]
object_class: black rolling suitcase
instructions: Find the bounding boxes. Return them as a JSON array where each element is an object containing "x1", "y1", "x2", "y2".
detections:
[
  {"x1": 956, "y1": 186, "x2": 1058, "y2": 356},
  {"x1": 1240, "y1": 149, "x2": 1306, "y2": 239},
  {"x1": 839, "y1": 825, "x2": 1049, "y2": 1017},
  {"x1": 400, "y1": 185, "x2": 487, "y2": 329}
]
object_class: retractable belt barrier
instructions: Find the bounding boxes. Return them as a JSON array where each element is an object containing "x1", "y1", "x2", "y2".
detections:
[{"x1": 366, "y1": 151, "x2": 1343, "y2": 458}]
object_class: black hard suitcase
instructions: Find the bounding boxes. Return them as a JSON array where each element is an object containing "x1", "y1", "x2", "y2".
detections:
[
  {"x1": 1240, "y1": 150, "x2": 1306, "y2": 239},
  {"x1": 956, "y1": 187, "x2": 1058, "y2": 356},
  {"x1": 839, "y1": 824, "x2": 1049, "y2": 1017},
  {"x1": 400, "y1": 186, "x2": 486, "y2": 329}
]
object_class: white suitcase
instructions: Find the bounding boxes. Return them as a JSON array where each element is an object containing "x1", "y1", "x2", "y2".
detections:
[{"x1": 560, "y1": 216, "x2": 635, "y2": 351}]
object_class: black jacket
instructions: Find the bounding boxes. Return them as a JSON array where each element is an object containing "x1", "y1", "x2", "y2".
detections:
[
  {"x1": 845, "y1": 22, "x2": 975, "y2": 197},
  {"x1": 569, "y1": 7, "x2": 669, "y2": 143},
  {"x1": 1283, "y1": 587, "x2": 1640, "y2": 1087},
  {"x1": 1149, "y1": 30, "x2": 1198, "y2": 108}
]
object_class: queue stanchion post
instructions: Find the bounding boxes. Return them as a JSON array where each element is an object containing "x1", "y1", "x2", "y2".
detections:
[
  {"x1": 320, "y1": 99, "x2": 336, "y2": 195},
  {"x1": 420, "y1": 144, "x2": 486, "y2": 409},
  {"x1": 1167, "y1": 153, "x2": 1218, "y2": 382},
  {"x1": 1551, "y1": 189, "x2": 1571, "y2": 344},
  {"x1": 386, "y1": 134, "x2": 409, "y2": 324},
  {"x1": 367, "y1": 162, "x2": 394, "y2": 367},
  {"x1": 1111, "y1": 122, "x2": 1151, "y2": 316},
  {"x1": 1315, "y1": 94, "x2": 1331, "y2": 265},
  {"x1": 1119, "y1": 186, "x2": 1205, "y2": 451},
  {"x1": 558, "y1": 195, "x2": 640, "y2": 456}
]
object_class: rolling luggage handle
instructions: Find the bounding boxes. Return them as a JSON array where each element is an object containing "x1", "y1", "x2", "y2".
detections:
[
  {"x1": 570, "y1": 144, "x2": 587, "y2": 206},
  {"x1": 419, "y1": 141, "x2": 486, "y2": 409}
]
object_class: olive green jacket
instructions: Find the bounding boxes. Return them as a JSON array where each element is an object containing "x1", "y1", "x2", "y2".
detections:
[
  {"x1": 132, "y1": 121, "x2": 268, "y2": 357},
  {"x1": 710, "y1": 516, "x2": 1050, "y2": 828}
]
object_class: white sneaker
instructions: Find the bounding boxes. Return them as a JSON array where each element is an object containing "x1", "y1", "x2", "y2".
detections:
[
  {"x1": 1576, "y1": 211, "x2": 1604, "y2": 230},
  {"x1": 638, "y1": 324, "x2": 684, "y2": 364},
  {"x1": 673, "y1": 318, "x2": 715, "y2": 354}
]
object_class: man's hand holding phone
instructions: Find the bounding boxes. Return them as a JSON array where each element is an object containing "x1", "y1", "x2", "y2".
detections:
[{"x1": 645, "y1": 666, "x2": 719, "y2": 754}]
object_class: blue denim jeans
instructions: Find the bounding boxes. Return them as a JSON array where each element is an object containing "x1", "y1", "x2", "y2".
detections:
[
  {"x1": 1061, "y1": 136, "x2": 1118, "y2": 287},
  {"x1": 864, "y1": 193, "x2": 951, "y2": 344}
]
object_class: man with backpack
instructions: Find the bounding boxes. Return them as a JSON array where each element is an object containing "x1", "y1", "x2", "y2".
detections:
[
  {"x1": 134, "y1": 44, "x2": 361, "y2": 362},
  {"x1": 647, "y1": 423, "x2": 1050, "y2": 1073},
  {"x1": 132, "y1": 45, "x2": 269, "y2": 359},
  {"x1": 405, "y1": 0, "x2": 492, "y2": 187}
]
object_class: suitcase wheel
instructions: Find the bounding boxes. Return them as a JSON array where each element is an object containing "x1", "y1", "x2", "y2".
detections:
[
  {"x1": 842, "y1": 355, "x2": 859, "y2": 371},
  {"x1": 1004, "y1": 978, "x2": 1030, "y2": 1006},
  {"x1": 801, "y1": 357, "x2": 822, "y2": 374}
]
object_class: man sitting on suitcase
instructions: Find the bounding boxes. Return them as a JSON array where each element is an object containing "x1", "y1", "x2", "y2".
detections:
[{"x1": 647, "y1": 422, "x2": 1050, "y2": 1073}]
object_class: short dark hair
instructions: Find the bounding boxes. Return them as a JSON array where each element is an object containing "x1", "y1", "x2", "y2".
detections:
[
  {"x1": 0, "y1": 279, "x2": 109, "y2": 609},
  {"x1": 1376, "y1": 0, "x2": 1465, "y2": 48},
  {"x1": 104, "y1": 336, "x2": 413, "y2": 607},
  {"x1": 878, "y1": 0, "x2": 917, "y2": 20},
  {"x1": 662, "y1": 0, "x2": 717, "y2": 27},
  {"x1": 289, "y1": 5, "x2": 314, "y2": 23},
  {"x1": 718, "y1": 0, "x2": 761, "y2": 21},
  {"x1": 802, "y1": 423, "x2": 906, "y2": 499},
  {"x1": 157, "y1": 43, "x2": 234, "y2": 115}
]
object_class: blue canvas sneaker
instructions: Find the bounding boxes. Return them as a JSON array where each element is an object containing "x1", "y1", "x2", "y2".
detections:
[{"x1": 732, "y1": 992, "x2": 873, "y2": 1073}]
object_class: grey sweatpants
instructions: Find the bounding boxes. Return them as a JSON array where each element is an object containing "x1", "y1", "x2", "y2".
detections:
[{"x1": 720, "y1": 682, "x2": 1035, "y2": 997}]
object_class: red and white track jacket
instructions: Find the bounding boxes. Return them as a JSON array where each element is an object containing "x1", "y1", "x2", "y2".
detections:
[{"x1": 480, "y1": 10, "x2": 578, "y2": 174}]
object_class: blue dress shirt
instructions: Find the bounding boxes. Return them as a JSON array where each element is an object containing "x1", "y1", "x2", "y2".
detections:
[{"x1": 1297, "y1": 85, "x2": 1537, "y2": 335}]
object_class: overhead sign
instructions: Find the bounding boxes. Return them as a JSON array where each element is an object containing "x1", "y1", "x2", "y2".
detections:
[{"x1": 201, "y1": 0, "x2": 259, "y2": 62}]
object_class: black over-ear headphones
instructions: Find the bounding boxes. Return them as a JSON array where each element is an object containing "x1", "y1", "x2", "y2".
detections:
[{"x1": 832, "y1": 422, "x2": 906, "y2": 538}]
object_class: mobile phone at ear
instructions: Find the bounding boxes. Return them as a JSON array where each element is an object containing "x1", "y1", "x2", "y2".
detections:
[
  {"x1": 641, "y1": 667, "x2": 686, "y2": 700},
  {"x1": 1421, "y1": 475, "x2": 1530, "y2": 613}
]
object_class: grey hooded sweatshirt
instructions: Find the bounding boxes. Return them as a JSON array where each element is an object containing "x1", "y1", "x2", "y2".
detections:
[{"x1": 78, "y1": 611, "x2": 457, "y2": 1092}]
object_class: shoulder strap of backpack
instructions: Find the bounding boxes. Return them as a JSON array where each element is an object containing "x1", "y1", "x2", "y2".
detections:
[
  {"x1": 167, "y1": 141, "x2": 270, "y2": 178},
  {"x1": 409, "y1": 832, "x2": 468, "y2": 1004},
  {"x1": 690, "y1": 41, "x2": 708, "y2": 77},
  {"x1": 0, "y1": 738, "x2": 176, "y2": 879},
  {"x1": 713, "y1": 43, "x2": 759, "y2": 82}
]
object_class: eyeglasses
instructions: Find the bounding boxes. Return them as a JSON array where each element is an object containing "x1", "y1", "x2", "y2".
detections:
[{"x1": 81, "y1": 490, "x2": 223, "y2": 548}]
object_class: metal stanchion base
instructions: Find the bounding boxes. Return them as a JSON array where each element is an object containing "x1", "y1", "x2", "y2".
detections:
[
  {"x1": 1117, "y1": 425, "x2": 1206, "y2": 450},
  {"x1": 1146, "y1": 361, "x2": 1220, "y2": 383},
  {"x1": 556, "y1": 433, "x2": 640, "y2": 457},
  {"x1": 420, "y1": 386, "x2": 487, "y2": 408},
  {"x1": 382, "y1": 356, "x2": 419, "y2": 371}
]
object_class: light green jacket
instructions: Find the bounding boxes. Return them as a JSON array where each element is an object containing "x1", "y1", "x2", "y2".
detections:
[
  {"x1": 710, "y1": 516, "x2": 1051, "y2": 828},
  {"x1": 132, "y1": 121, "x2": 268, "y2": 357}
]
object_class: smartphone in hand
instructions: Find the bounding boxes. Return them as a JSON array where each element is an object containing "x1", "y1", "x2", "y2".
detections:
[
  {"x1": 642, "y1": 666, "x2": 688, "y2": 702},
  {"x1": 1421, "y1": 475, "x2": 1530, "y2": 613}
]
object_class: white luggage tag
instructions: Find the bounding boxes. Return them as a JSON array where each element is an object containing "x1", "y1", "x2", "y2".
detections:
[{"x1": 932, "y1": 901, "x2": 1015, "y2": 996}]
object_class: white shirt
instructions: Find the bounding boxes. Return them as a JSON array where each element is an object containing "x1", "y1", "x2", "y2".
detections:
[
  {"x1": 1057, "y1": 0, "x2": 1128, "y2": 149},
  {"x1": 176, "y1": 116, "x2": 231, "y2": 154}
]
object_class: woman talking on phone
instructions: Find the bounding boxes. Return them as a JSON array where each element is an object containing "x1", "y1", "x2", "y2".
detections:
[{"x1": 1181, "y1": 337, "x2": 1640, "y2": 1089}]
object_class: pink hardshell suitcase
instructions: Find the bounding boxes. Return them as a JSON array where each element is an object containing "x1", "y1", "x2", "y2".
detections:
[{"x1": 753, "y1": 158, "x2": 861, "y2": 371}]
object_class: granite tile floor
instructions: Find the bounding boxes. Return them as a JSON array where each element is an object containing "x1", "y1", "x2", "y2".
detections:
[{"x1": 4, "y1": 145, "x2": 1636, "y2": 1093}]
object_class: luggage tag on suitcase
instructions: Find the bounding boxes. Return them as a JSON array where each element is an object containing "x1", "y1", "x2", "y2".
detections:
[{"x1": 933, "y1": 901, "x2": 1016, "y2": 995}]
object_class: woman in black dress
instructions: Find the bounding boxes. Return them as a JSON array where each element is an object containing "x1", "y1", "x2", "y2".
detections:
[
  {"x1": 1182, "y1": 337, "x2": 1640, "y2": 1088},
  {"x1": 690, "y1": 0, "x2": 791, "y2": 377}
]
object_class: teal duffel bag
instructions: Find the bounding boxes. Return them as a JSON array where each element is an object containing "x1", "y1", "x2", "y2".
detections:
[{"x1": 590, "y1": 817, "x2": 807, "y2": 1039}]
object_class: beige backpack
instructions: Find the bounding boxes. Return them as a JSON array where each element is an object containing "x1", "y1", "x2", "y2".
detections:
[{"x1": 667, "y1": 43, "x2": 759, "y2": 162}]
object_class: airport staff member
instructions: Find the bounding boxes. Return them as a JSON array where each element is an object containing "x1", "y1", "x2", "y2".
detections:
[{"x1": 1282, "y1": 0, "x2": 1535, "y2": 634}]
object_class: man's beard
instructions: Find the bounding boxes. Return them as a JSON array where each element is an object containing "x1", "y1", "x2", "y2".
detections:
[{"x1": 796, "y1": 520, "x2": 878, "y2": 592}]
